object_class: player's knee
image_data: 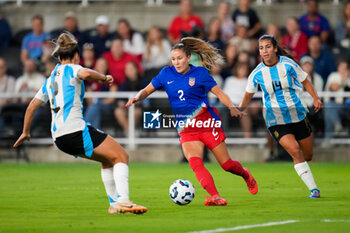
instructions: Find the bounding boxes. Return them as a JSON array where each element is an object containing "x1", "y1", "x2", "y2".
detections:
[
  {"x1": 288, "y1": 146, "x2": 301, "y2": 157},
  {"x1": 110, "y1": 152, "x2": 129, "y2": 165}
]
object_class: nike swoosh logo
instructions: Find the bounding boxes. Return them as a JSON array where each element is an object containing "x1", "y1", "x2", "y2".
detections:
[
  {"x1": 214, "y1": 136, "x2": 219, "y2": 141},
  {"x1": 167, "y1": 81, "x2": 174, "y2": 84}
]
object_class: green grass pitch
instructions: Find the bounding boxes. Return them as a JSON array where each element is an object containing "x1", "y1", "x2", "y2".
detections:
[{"x1": 0, "y1": 162, "x2": 349, "y2": 233}]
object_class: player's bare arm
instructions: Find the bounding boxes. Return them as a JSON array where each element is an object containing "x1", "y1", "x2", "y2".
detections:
[
  {"x1": 302, "y1": 78, "x2": 323, "y2": 113},
  {"x1": 239, "y1": 92, "x2": 255, "y2": 111},
  {"x1": 77, "y1": 68, "x2": 114, "y2": 86},
  {"x1": 210, "y1": 85, "x2": 245, "y2": 118},
  {"x1": 13, "y1": 98, "x2": 44, "y2": 148},
  {"x1": 126, "y1": 83, "x2": 156, "y2": 108}
]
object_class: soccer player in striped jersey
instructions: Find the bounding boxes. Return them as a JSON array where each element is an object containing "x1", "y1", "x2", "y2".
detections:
[
  {"x1": 13, "y1": 33, "x2": 147, "y2": 214},
  {"x1": 126, "y1": 37, "x2": 258, "y2": 206},
  {"x1": 240, "y1": 34, "x2": 323, "y2": 198}
]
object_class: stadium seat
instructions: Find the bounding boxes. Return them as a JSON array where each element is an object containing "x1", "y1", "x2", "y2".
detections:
[
  {"x1": 0, "y1": 104, "x2": 29, "y2": 162},
  {"x1": 0, "y1": 46, "x2": 22, "y2": 78}
]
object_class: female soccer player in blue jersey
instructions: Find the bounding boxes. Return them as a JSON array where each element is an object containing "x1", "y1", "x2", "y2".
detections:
[
  {"x1": 13, "y1": 33, "x2": 147, "y2": 214},
  {"x1": 126, "y1": 37, "x2": 258, "y2": 206},
  {"x1": 240, "y1": 34, "x2": 323, "y2": 198}
]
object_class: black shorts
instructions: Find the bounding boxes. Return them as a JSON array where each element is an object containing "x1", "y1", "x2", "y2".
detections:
[
  {"x1": 268, "y1": 117, "x2": 312, "y2": 142},
  {"x1": 54, "y1": 125, "x2": 107, "y2": 157}
]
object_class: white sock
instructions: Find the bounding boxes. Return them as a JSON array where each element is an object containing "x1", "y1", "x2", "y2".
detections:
[
  {"x1": 101, "y1": 167, "x2": 118, "y2": 207},
  {"x1": 113, "y1": 163, "x2": 130, "y2": 204},
  {"x1": 294, "y1": 162, "x2": 318, "y2": 191}
]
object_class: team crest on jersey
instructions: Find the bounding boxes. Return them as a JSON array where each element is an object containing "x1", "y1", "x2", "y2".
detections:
[
  {"x1": 279, "y1": 71, "x2": 286, "y2": 78},
  {"x1": 189, "y1": 77, "x2": 195, "y2": 86}
]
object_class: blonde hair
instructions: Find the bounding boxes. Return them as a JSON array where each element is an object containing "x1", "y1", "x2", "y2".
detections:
[
  {"x1": 174, "y1": 37, "x2": 224, "y2": 70},
  {"x1": 52, "y1": 32, "x2": 79, "y2": 60}
]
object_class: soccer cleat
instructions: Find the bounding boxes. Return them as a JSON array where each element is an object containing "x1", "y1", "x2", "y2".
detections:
[
  {"x1": 108, "y1": 206, "x2": 118, "y2": 214},
  {"x1": 309, "y1": 189, "x2": 320, "y2": 198},
  {"x1": 243, "y1": 168, "x2": 258, "y2": 195},
  {"x1": 109, "y1": 203, "x2": 148, "y2": 214},
  {"x1": 204, "y1": 194, "x2": 228, "y2": 206}
]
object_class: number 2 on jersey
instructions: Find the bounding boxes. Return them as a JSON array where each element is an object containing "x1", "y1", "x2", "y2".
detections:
[
  {"x1": 49, "y1": 81, "x2": 60, "y2": 113},
  {"x1": 178, "y1": 90, "x2": 185, "y2": 101}
]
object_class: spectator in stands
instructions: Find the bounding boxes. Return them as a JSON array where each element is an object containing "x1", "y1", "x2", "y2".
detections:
[
  {"x1": 40, "y1": 37, "x2": 55, "y2": 66},
  {"x1": 114, "y1": 61, "x2": 144, "y2": 136},
  {"x1": 0, "y1": 58, "x2": 16, "y2": 131},
  {"x1": 229, "y1": 25, "x2": 256, "y2": 54},
  {"x1": 282, "y1": 17, "x2": 309, "y2": 61},
  {"x1": 207, "y1": 17, "x2": 225, "y2": 52},
  {"x1": 167, "y1": 0, "x2": 204, "y2": 45},
  {"x1": 0, "y1": 12, "x2": 11, "y2": 49},
  {"x1": 79, "y1": 43, "x2": 96, "y2": 69},
  {"x1": 44, "y1": 56, "x2": 57, "y2": 77},
  {"x1": 51, "y1": 12, "x2": 88, "y2": 52},
  {"x1": 20, "y1": 15, "x2": 50, "y2": 64},
  {"x1": 14, "y1": 59, "x2": 46, "y2": 132},
  {"x1": 102, "y1": 37, "x2": 142, "y2": 86},
  {"x1": 237, "y1": 50, "x2": 256, "y2": 69},
  {"x1": 142, "y1": 26, "x2": 171, "y2": 80},
  {"x1": 335, "y1": 2, "x2": 350, "y2": 50},
  {"x1": 305, "y1": 35, "x2": 336, "y2": 84},
  {"x1": 15, "y1": 59, "x2": 45, "y2": 100},
  {"x1": 323, "y1": 60, "x2": 350, "y2": 140},
  {"x1": 300, "y1": 56, "x2": 324, "y2": 136},
  {"x1": 221, "y1": 62, "x2": 257, "y2": 138},
  {"x1": 90, "y1": 15, "x2": 113, "y2": 58},
  {"x1": 231, "y1": 0, "x2": 262, "y2": 39},
  {"x1": 117, "y1": 18, "x2": 145, "y2": 60},
  {"x1": 265, "y1": 23, "x2": 282, "y2": 45},
  {"x1": 300, "y1": 56, "x2": 324, "y2": 108},
  {"x1": 217, "y1": 1, "x2": 235, "y2": 44},
  {"x1": 84, "y1": 57, "x2": 117, "y2": 130},
  {"x1": 221, "y1": 42, "x2": 239, "y2": 79},
  {"x1": 298, "y1": 0, "x2": 330, "y2": 44}
]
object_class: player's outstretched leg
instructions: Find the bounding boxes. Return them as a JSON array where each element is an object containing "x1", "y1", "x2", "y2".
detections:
[
  {"x1": 93, "y1": 136, "x2": 148, "y2": 214},
  {"x1": 211, "y1": 142, "x2": 258, "y2": 195},
  {"x1": 188, "y1": 157, "x2": 227, "y2": 206},
  {"x1": 279, "y1": 135, "x2": 320, "y2": 198},
  {"x1": 101, "y1": 167, "x2": 119, "y2": 214},
  {"x1": 221, "y1": 159, "x2": 258, "y2": 195},
  {"x1": 294, "y1": 162, "x2": 320, "y2": 198}
]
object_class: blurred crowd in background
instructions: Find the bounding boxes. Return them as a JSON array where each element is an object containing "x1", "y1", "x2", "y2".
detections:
[{"x1": 0, "y1": 0, "x2": 349, "y2": 153}]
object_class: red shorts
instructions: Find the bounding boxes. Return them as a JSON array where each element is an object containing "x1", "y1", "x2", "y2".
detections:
[{"x1": 179, "y1": 128, "x2": 226, "y2": 150}]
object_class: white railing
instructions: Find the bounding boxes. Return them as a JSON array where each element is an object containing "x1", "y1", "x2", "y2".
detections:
[
  {"x1": 1, "y1": 91, "x2": 349, "y2": 149},
  {"x1": 4, "y1": 0, "x2": 342, "y2": 7}
]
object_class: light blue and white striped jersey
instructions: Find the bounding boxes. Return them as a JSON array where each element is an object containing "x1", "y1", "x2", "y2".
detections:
[
  {"x1": 35, "y1": 63, "x2": 86, "y2": 139},
  {"x1": 246, "y1": 56, "x2": 308, "y2": 127}
]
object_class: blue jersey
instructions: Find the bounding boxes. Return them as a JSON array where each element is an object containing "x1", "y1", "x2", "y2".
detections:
[
  {"x1": 151, "y1": 65, "x2": 219, "y2": 132},
  {"x1": 22, "y1": 32, "x2": 50, "y2": 60},
  {"x1": 35, "y1": 63, "x2": 87, "y2": 140},
  {"x1": 246, "y1": 56, "x2": 308, "y2": 128}
]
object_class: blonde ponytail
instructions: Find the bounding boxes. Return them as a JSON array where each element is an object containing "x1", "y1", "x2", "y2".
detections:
[
  {"x1": 52, "y1": 32, "x2": 79, "y2": 60},
  {"x1": 180, "y1": 37, "x2": 224, "y2": 70}
]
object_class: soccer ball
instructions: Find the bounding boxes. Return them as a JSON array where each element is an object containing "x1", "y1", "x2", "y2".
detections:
[{"x1": 169, "y1": 179, "x2": 195, "y2": 205}]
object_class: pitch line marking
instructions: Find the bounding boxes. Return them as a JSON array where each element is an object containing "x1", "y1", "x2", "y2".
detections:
[
  {"x1": 322, "y1": 219, "x2": 350, "y2": 223},
  {"x1": 186, "y1": 220, "x2": 299, "y2": 233}
]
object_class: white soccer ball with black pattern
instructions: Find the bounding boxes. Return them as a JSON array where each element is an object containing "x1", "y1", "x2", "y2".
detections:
[{"x1": 169, "y1": 179, "x2": 195, "y2": 205}]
